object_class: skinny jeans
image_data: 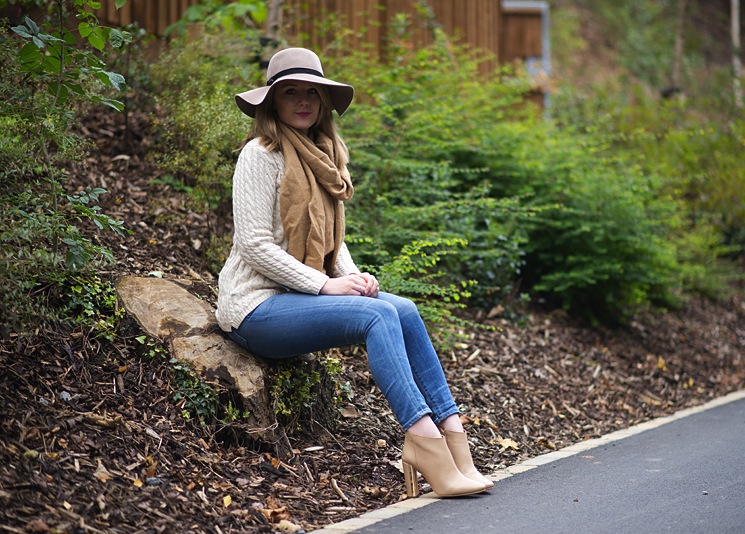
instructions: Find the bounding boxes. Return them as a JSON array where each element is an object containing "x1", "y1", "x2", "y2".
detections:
[{"x1": 228, "y1": 291, "x2": 458, "y2": 431}]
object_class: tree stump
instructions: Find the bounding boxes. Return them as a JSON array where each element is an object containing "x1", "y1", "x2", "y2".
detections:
[{"x1": 116, "y1": 276, "x2": 278, "y2": 441}]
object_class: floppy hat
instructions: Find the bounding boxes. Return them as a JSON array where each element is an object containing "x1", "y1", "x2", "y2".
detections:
[{"x1": 235, "y1": 47, "x2": 355, "y2": 118}]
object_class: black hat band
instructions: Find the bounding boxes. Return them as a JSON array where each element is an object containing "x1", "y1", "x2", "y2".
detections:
[{"x1": 267, "y1": 67, "x2": 324, "y2": 86}]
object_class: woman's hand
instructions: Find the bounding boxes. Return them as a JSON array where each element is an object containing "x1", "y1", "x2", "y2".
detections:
[
  {"x1": 359, "y1": 272, "x2": 380, "y2": 298},
  {"x1": 320, "y1": 273, "x2": 380, "y2": 297},
  {"x1": 320, "y1": 274, "x2": 367, "y2": 296}
]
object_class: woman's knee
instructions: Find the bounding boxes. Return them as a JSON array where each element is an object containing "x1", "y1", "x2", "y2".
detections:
[{"x1": 379, "y1": 292, "x2": 419, "y2": 319}]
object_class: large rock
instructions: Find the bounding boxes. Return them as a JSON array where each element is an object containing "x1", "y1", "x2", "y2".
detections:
[{"x1": 116, "y1": 276, "x2": 276, "y2": 439}]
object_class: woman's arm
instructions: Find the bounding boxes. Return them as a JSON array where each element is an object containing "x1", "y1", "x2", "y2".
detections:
[{"x1": 232, "y1": 143, "x2": 329, "y2": 294}]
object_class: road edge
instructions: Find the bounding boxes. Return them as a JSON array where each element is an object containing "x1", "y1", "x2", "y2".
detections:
[{"x1": 309, "y1": 388, "x2": 745, "y2": 533}]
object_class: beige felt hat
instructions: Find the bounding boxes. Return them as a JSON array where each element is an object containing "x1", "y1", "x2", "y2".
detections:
[{"x1": 235, "y1": 47, "x2": 354, "y2": 118}]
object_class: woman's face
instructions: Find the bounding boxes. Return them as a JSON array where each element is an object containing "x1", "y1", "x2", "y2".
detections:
[{"x1": 272, "y1": 80, "x2": 321, "y2": 135}]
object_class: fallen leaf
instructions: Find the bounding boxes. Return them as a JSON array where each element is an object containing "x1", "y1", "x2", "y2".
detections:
[
  {"x1": 497, "y1": 436, "x2": 519, "y2": 451},
  {"x1": 93, "y1": 461, "x2": 112, "y2": 483},
  {"x1": 223, "y1": 495, "x2": 232, "y2": 508},
  {"x1": 25, "y1": 519, "x2": 49, "y2": 532},
  {"x1": 277, "y1": 519, "x2": 303, "y2": 532},
  {"x1": 133, "y1": 478, "x2": 143, "y2": 487}
]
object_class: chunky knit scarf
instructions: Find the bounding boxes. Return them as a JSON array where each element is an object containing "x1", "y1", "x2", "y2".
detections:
[{"x1": 279, "y1": 124, "x2": 354, "y2": 275}]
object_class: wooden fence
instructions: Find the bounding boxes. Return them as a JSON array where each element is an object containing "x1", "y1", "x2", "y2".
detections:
[
  {"x1": 96, "y1": 1, "x2": 546, "y2": 66},
  {"x1": 99, "y1": 0, "x2": 201, "y2": 36},
  {"x1": 283, "y1": 0, "x2": 502, "y2": 67}
]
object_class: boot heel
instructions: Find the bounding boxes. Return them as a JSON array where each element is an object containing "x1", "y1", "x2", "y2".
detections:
[
  {"x1": 402, "y1": 432, "x2": 486, "y2": 497},
  {"x1": 403, "y1": 461, "x2": 420, "y2": 498}
]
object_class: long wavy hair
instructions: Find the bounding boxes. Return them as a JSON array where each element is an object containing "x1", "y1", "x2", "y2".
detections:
[{"x1": 240, "y1": 83, "x2": 349, "y2": 171}]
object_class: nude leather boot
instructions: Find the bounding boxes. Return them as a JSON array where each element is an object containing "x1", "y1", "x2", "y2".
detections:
[
  {"x1": 441, "y1": 429, "x2": 494, "y2": 490},
  {"x1": 402, "y1": 432, "x2": 487, "y2": 498}
]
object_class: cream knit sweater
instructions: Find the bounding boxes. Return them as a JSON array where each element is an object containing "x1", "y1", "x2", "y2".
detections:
[{"x1": 216, "y1": 138, "x2": 360, "y2": 332}]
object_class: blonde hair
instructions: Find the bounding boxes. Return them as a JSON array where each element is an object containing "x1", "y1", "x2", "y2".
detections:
[{"x1": 239, "y1": 84, "x2": 349, "y2": 170}]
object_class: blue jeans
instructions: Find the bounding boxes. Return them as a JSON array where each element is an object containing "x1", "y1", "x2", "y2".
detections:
[{"x1": 229, "y1": 291, "x2": 459, "y2": 431}]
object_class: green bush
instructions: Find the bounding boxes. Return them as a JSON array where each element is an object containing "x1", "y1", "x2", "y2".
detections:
[
  {"x1": 0, "y1": 2, "x2": 130, "y2": 335},
  {"x1": 553, "y1": 82, "x2": 743, "y2": 303},
  {"x1": 329, "y1": 23, "x2": 691, "y2": 323},
  {"x1": 152, "y1": 9, "x2": 739, "y2": 328},
  {"x1": 324, "y1": 28, "x2": 536, "y2": 308},
  {"x1": 151, "y1": 21, "x2": 265, "y2": 220}
]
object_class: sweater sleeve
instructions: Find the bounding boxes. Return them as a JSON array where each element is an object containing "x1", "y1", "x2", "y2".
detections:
[
  {"x1": 333, "y1": 242, "x2": 361, "y2": 278},
  {"x1": 232, "y1": 143, "x2": 330, "y2": 294}
]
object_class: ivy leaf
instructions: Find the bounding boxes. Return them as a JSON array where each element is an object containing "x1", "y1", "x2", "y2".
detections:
[
  {"x1": 105, "y1": 71, "x2": 126, "y2": 91},
  {"x1": 23, "y1": 16, "x2": 39, "y2": 35},
  {"x1": 108, "y1": 29, "x2": 132, "y2": 48},
  {"x1": 115, "y1": 0, "x2": 127, "y2": 8},
  {"x1": 18, "y1": 42, "x2": 41, "y2": 66},
  {"x1": 87, "y1": 29, "x2": 106, "y2": 51},
  {"x1": 11, "y1": 25, "x2": 33, "y2": 39}
]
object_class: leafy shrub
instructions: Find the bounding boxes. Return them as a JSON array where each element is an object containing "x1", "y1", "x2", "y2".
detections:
[
  {"x1": 516, "y1": 133, "x2": 684, "y2": 322},
  {"x1": 323, "y1": 26, "x2": 535, "y2": 307},
  {"x1": 151, "y1": 31, "x2": 262, "y2": 220},
  {"x1": 268, "y1": 353, "x2": 342, "y2": 434},
  {"x1": 553, "y1": 82, "x2": 744, "y2": 305},
  {"x1": 154, "y1": 8, "x2": 739, "y2": 328},
  {"x1": 1, "y1": 4, "x2": 130, "y2": 335}
]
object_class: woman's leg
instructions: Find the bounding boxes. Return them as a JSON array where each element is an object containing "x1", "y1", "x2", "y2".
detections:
[
  {"x1": 229, "y1": 292, "x2": 438, "y2": 430},
  {"x1": 374, "y1": 292, "x2": 459, "y2": 426}
]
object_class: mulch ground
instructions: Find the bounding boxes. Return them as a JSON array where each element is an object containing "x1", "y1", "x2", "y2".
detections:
[{"x1": 1, "y1": 109, "x2": 744, "y2": 534}]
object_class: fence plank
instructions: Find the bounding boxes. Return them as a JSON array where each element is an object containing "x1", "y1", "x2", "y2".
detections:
[{"x1": 96, "y1": 0, "x2": 536, "y2": 80}]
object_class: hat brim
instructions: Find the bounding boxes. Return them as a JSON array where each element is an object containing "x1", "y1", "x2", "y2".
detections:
[{"x1": 235, "y1": 73, "x2": 354, "y2": 118}]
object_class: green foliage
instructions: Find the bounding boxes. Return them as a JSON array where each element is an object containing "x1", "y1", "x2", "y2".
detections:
[
  {"x1": 579, "y1": 0, "x2": 680, "y2": 89},
  {"x1": 553, "y1": 84, "x2": 744, "y2": 307},
  {"x1": 1, "y1": 3, "x2": 131, "y2": 335},
  {"x1": 63, "y1": 274, "x2": 125, "y2": 340},
  {"x1": 375, "y1": 238, "x2": 478, "y2": 348},
  {"x1": 323, "y1": 22, "x2": 536, "y2": 313},
  {"x1": 11, "y1": 4, "x2": 131, "y2": 111},
  {"x1": 165, "y1": 0, "x2": 267, "y2": 38},
  {"x1": 151, "y1": 31, "x2": 261, "y2": 217},
  {"x1": 135, "y1": 335, "x2": 220, "y2": 427},
  {"x1": 268, "y1": 354, "x2": 342, "y2": 433},
  {"x1": 517, "y1": 133, "x2": 684, "y2": 322}
]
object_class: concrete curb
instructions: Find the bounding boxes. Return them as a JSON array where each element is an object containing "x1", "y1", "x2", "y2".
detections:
[{"x1": 309, "y1": 388, "x2": 745, "y2": 533}]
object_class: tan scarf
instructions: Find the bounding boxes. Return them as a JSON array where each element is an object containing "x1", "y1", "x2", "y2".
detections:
[{"x1": 279, "y1": 124, "x2": 354, "y2": 274}]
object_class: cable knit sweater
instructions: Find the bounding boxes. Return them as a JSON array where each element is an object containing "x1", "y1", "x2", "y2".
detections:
[{"x1": 216, "y1": 137, "x2": 360, "y2": 332}]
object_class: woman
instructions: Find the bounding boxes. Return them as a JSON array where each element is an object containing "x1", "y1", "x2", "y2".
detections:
[{"x1": 216, "y1": 47, "x2": 492, "y2": 498}]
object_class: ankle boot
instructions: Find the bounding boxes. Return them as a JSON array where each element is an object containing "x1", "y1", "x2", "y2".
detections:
[
  {"x1": 402, "y1": 432, "x2": 487, "y2": 498},
  {"x1": 441, "y1": 429, "x2": 494, "y2": 490}
]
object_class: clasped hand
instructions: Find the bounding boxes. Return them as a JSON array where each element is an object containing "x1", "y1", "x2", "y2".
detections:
[{"x1": 320, "y1": 272, "x2": 379, "y2": 297}]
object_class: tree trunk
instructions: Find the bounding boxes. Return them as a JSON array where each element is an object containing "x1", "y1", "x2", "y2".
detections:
[
  {"x1": 260, "y1": 0, "x2": 284, "y2": 68},
  {"x1": 733, "y1": 0, "x2": 743, "y2": 108},
  {"x1": 265, "y1": 0, "x2": 283, "y2": 42},
  {"x1": 670, "y1": 0, "x2": 688, "y2": 93}
]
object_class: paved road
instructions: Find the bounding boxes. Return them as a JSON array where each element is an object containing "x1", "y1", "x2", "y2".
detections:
[{"x1": 355, "y1": 396, "x2": 745, "y2": 534}]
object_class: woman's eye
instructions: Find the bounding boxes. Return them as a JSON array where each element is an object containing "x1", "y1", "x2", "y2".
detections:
[{"x1": 285, "y1": 88, "x2": 296, "y2": 95}]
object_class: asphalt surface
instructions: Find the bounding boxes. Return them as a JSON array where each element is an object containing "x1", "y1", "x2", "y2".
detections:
[{"x1": 356, "y1": 396, "x2": 745, "y2": 534}]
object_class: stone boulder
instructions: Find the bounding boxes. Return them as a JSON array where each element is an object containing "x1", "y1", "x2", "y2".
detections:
[{"x1": 116, "y1": 276, "x2": 276, "y2": 440}]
